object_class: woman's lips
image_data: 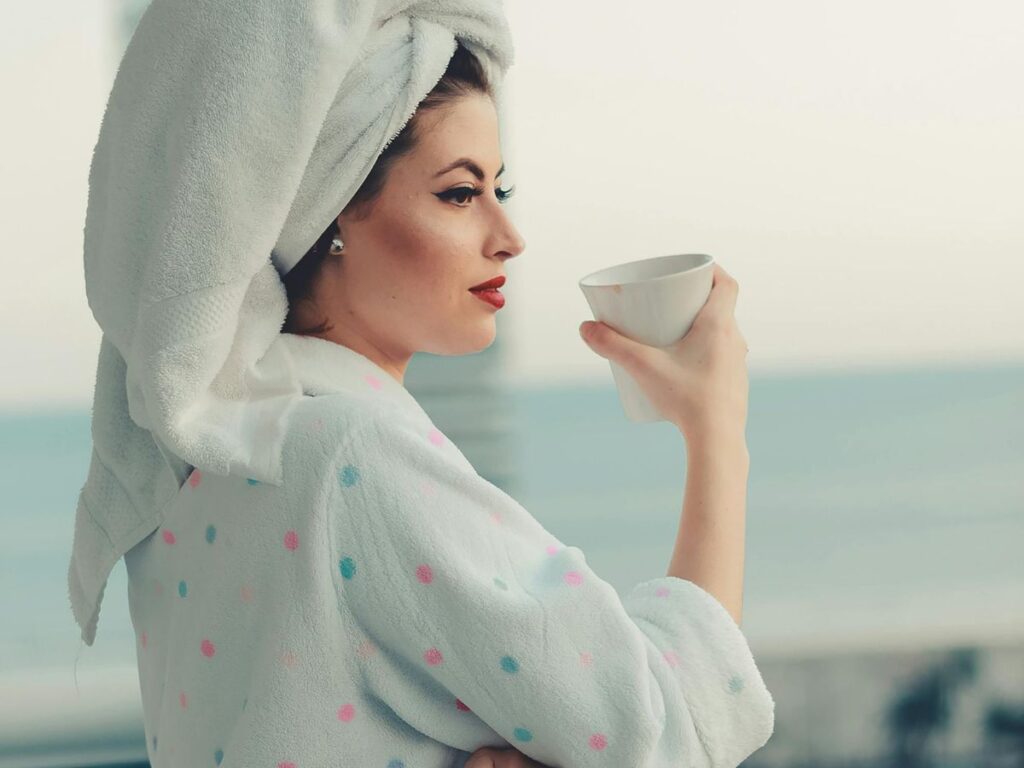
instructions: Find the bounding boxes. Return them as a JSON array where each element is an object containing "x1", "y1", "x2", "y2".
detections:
[
  {"x1": 469, "y1": 275, "x2": 506, "y2": 290},
  {"x1": 470, "y1": 287, "x2": 505, "y2": 309}
]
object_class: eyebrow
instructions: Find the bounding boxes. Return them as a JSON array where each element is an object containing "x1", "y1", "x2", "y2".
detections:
[{"x1": 434, "y1": 158, "x2": 505, "y2": 181}]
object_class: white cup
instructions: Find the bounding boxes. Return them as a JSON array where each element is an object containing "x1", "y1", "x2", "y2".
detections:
[{"x1": 578, "y1": 253, "x2": 715, "y2": 423}]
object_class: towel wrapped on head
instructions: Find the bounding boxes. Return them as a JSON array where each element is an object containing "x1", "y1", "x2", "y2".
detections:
[{"x1": 69, "y1": 0, "x2": 514, "y2": 646}]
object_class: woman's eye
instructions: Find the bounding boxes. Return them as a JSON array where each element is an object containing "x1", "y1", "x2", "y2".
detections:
[
  {"x1": 447, "y1": 187, "x2": 476, "y2": 205},
  {"x1": 439, "y1": 184, "x2": 517, "y2": 206}
]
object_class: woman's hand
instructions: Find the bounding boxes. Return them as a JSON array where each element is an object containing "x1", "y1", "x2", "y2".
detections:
[
  {"x1": 579, "y1": 261, "x2": 749, "y2": 443},
  {"x1": 465, "y1": 746, "x2": 551, "y2": 768}
]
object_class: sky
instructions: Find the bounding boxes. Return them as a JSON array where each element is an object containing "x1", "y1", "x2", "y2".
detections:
[{"x1": 1, "y1": 0, "x2": 1021, "y2": 408}]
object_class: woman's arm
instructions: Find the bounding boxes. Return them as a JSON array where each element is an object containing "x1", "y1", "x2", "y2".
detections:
[
  {"x1": 328, "y1": 409, "x2": 774, "y2": 767},
  {"x1": 668, "y1": 427, "x2": 751, "y2": 626}
]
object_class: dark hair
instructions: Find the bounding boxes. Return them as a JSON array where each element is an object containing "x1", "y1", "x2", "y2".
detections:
[{"x1": 281, "y1": 41, "x2": 495, "y2": 336}]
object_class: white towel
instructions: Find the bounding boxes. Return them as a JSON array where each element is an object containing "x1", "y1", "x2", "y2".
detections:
[{"x1": 69, "y1": 0, "x2": 514, "y2": 647}]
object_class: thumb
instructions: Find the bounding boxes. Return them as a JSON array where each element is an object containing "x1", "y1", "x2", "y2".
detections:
[{"x1": 579, "y1": 320, "x2": 650, "y2": 368}]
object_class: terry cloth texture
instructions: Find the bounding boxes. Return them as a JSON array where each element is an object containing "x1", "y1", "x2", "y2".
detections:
[
  {"x1": 69, "y1": 0, "x2": 514, "y2": 648},
  {"x1": 123, "y1": 333, "x2": 775, "y2": 767}
]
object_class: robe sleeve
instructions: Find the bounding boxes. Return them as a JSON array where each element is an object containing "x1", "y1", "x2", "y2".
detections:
[{"x1": 325, "y1": 409, "x2": 775, "y2": 768}]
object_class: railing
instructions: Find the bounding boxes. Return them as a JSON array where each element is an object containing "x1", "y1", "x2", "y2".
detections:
[{"x1": 0, "y1": 666, "x2": 147, "y2": 768}]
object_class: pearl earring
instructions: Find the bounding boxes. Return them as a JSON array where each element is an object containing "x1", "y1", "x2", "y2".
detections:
[{"x1": 329, "y1": 236, "x2": 345, "y2": 255}]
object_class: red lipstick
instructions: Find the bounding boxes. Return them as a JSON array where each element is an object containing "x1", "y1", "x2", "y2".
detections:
[
  {"x1": 469, "y1": 275, "x2": 506, "y2": 309},
  {"x1": 469, "y1": 275, "x2": 506, "y2": 290}
]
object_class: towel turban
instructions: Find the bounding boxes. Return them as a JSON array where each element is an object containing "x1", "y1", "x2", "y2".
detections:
[{"x1": 69, "y1": 0, "x2": 514, "y2": 645}]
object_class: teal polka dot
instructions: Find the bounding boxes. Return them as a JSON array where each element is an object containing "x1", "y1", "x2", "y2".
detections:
[
  {"x1": 500, "y1": 655, "x2": 519, "y2": 673},
  {"x1": 246, "y1": 477, "x2": 260, "y2": 486},
  {"x1": 493, "y1": 576, "x2": 508, "y2": 590},
  {"x1": 152, "y1": 734, "x2": 157, "y2": 750},
  {"x1": 338, "y1": 465, "x2": 361, "y2": 487},
  {"x1": 178, "y1": 580, "x2": 187, "y2": 598},
  {"x1": 513, "y1": 727, "x2": 533, "y2": 742},
  {"x1": 728, "y1": 674, "x2": 745, "y2": 693},
  {"x1": 339, "y1": 556, "x2": 356, "y2": 580},
  {"x1": 242, "y1": 696, "x2": 248, "y2": 711},
  {"x1": 214, "y1": 748, "x2": 224, "y2": 765},
  {"x1": 387, "y1": 760, "x2": 406, "y2": 768},
  {"x1": 205, "y1": 524, "x2": 216, "y2": 543}
]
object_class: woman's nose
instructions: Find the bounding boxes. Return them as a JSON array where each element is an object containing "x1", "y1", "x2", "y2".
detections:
[{"x1": 498, "y1": 214, "x2": 526, "y2": 259}]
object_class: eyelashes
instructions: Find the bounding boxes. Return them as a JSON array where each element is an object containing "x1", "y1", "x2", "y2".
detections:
[{"x1": 438, "y1": 184, "x2": 517, "y2": 206}]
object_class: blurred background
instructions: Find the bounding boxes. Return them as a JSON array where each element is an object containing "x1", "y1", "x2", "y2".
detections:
[{"x1": 1, "y1": 0, "x2": 1022, "y2": 766}]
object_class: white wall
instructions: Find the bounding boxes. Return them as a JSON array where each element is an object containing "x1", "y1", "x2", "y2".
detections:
[
  {"x1": 502, "y1": 0, "x2": 1024, "y2": 384},
  {"x1": 1, "y1": 0, "x2": 1021, "y2": 407}
]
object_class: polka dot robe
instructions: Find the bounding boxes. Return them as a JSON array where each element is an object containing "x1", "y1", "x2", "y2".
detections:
[{"x1": 122, "y1": 333, "x2": 775, "y2": 767}]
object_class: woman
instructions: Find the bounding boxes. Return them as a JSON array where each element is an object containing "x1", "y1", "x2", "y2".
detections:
[
  {"x1": 73, "y1": 2, "x2": 771, "y2": 765},
  {"x1": 122, "y1": 42, "x2": 766, "y2": 766}
]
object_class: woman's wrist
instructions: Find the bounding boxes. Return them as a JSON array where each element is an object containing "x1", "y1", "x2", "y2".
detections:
[{"x1": 678, "y1": 419, "x2": 749, "y2": 461}]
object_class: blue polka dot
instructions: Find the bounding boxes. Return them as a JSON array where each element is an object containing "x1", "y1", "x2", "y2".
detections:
[
  {"x1": 500, "y1": 655, "x2": 519, "y2": 673},
  {"x1": 387, "y1": 760, "x2": 406, "y2": 768},
  {"x1": 513, "y1": 727, "x2": 533, "y2": 742},
  {"x1": 242, "y1": 696, "x2": 248, "y2": 711},
  {"x1": 214, "y1": 748, "x2": 224, "y2": 765},
  {"x1": 339, "y1": 556, "x2": 356, "y2": 580},
  {"x1": 493, "y1": 576, "x2": 508, "y2": 590},
  {"x1": 178, "y1": 580, "x2": 187, "y2": 598},
  {"x1": 728, "y1": 674, "x2": 745, "y2": 693},
  {"x1": 338, "y1": 465, "x2": 361, "y2": 487},
  {"x1": 246, "y1": 477, "x2": 260, "y2": 486},
  {"x1": 152, "y1": 734, "x2": 157, "y2": 750},
  {"x1": 205, "y1": 524, "x2": 216, "y2": 543}
]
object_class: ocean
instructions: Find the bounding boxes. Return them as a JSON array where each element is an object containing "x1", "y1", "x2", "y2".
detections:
[{"x1": 2, "y1": 361, "x2": 1022, "y2": 678}]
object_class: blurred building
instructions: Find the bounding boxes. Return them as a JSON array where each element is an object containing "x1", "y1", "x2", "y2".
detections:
[{"x1": 746, "y1": 641, "x2": 1024, "y2": 768}]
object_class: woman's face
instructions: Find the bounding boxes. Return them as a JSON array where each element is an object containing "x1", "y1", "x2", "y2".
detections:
[{"x1": 308, "y1": 92, "x2": 525, "y2": 384}]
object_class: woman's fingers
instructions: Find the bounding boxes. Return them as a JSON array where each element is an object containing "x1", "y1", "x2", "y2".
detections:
[
  {"x1": 698, "y1": 262, "x2": 739, "y2": 327},
  {"x1": 465, "y1": 747, "x2": 550, "y2": 767}
]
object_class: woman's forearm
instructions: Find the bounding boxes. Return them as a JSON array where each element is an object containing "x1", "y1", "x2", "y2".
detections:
[{"x1": 666, "y1": 428, "x2": 750, "y2": 625}]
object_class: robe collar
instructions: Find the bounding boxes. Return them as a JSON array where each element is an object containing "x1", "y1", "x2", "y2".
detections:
[{"x1": 276, "y1": 332, "x2": 423, "y2": 415}]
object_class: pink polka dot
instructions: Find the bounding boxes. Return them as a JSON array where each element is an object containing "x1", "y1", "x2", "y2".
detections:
[
  {"x1": 589, "y1": 733, "x2": 608, "y2": 751},
  {"x1": 428, "y1": 427, "x2": 445, "y2": 447},
  {"x1": 564, "y1": 571, "x2": 583, "y2": 586},
  {"x1": 310, "y1": 417, "x2": 324, "y2": 432},
  {"x1": 154, "y1": 581, "x2": 164, "y2": 596},
  {"x1": 421, "y1": 480, "x2": 437, "y2": 496},
  {"x1": 364, "y1": 374, "x2": 383, "y2": 391},
  {"x1": 655, "y1": 586, "x2": 670, "y2": 597},
  {"x1": 356, "y1": 639, "x2": 377, "y2": 659},
  {"x1": 162, "y1": 530, "x2": 176, "y2": 545},
  {"x1": 284, "y1": 530, "x2": 299, "y2": 550},
  {"x1": 663, "y1": 650, "x2": 680, "y2": 668},
  {"x1": 281, "y1": 651, "x2": 297, "y2": 668},
  {"x1": 179, "y1": 691, "x2": 187, "y2": 709},
  {"x1": 424, "y1": 647, "x2": 443, "y2": 666},
  {"x1": 455, "y1": 697, "x2": 471, "y2": 712},
  {"x1": 580, "y1": 651, "x2": 593, "y2": 667},
  {"x1": 240, "y1": 585, "x2": 254, "y2": 603},
  {"x1": 200, "y1": 639, "x2": 216, "y2": 658},
  {"x1": 546, "y1": 544, "x2": 560, "y2": 555},
  {"x1": 490, "y1": 511, "x2": 502, "y2": 524},
  {"x1": 140, "y1": 632, "x2": 147, "y2": 649},
  {"x1": 337, "y1": 703, "x2": 355, "y2": 722},
  {"x1": 188, "y1": 469, "x2": 201, "y2": 488},
  {"x1": 278, "y1": 763, "x2": 296, "y2": 768},
  {"x1": 416, "y1": 564, "x2": 433, "y2": 584}
]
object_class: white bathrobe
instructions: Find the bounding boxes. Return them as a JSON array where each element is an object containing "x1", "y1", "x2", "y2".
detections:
[{"x1": 123, "y1": 332, "x2": 775, "y2": 768}]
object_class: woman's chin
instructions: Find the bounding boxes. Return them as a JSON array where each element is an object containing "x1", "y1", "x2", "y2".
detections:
[
  {"x1": 461, "y1": 313, "x2": 498, "y2": 353},
  {"x1": 467, "y1": 320, "x2": 497, "y2": 353},
  {"x1": 426, "y1": 319, "x2": 496, "y2": 356}
]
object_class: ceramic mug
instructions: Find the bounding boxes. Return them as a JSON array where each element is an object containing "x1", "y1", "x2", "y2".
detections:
[{"x1": 578, "y1": 253, "x2": 715, "y2": 423}]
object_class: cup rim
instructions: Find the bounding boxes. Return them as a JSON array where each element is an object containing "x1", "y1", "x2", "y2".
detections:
[{"x1": 578, "y1": 253, "x2": 714, "y2": 288}]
